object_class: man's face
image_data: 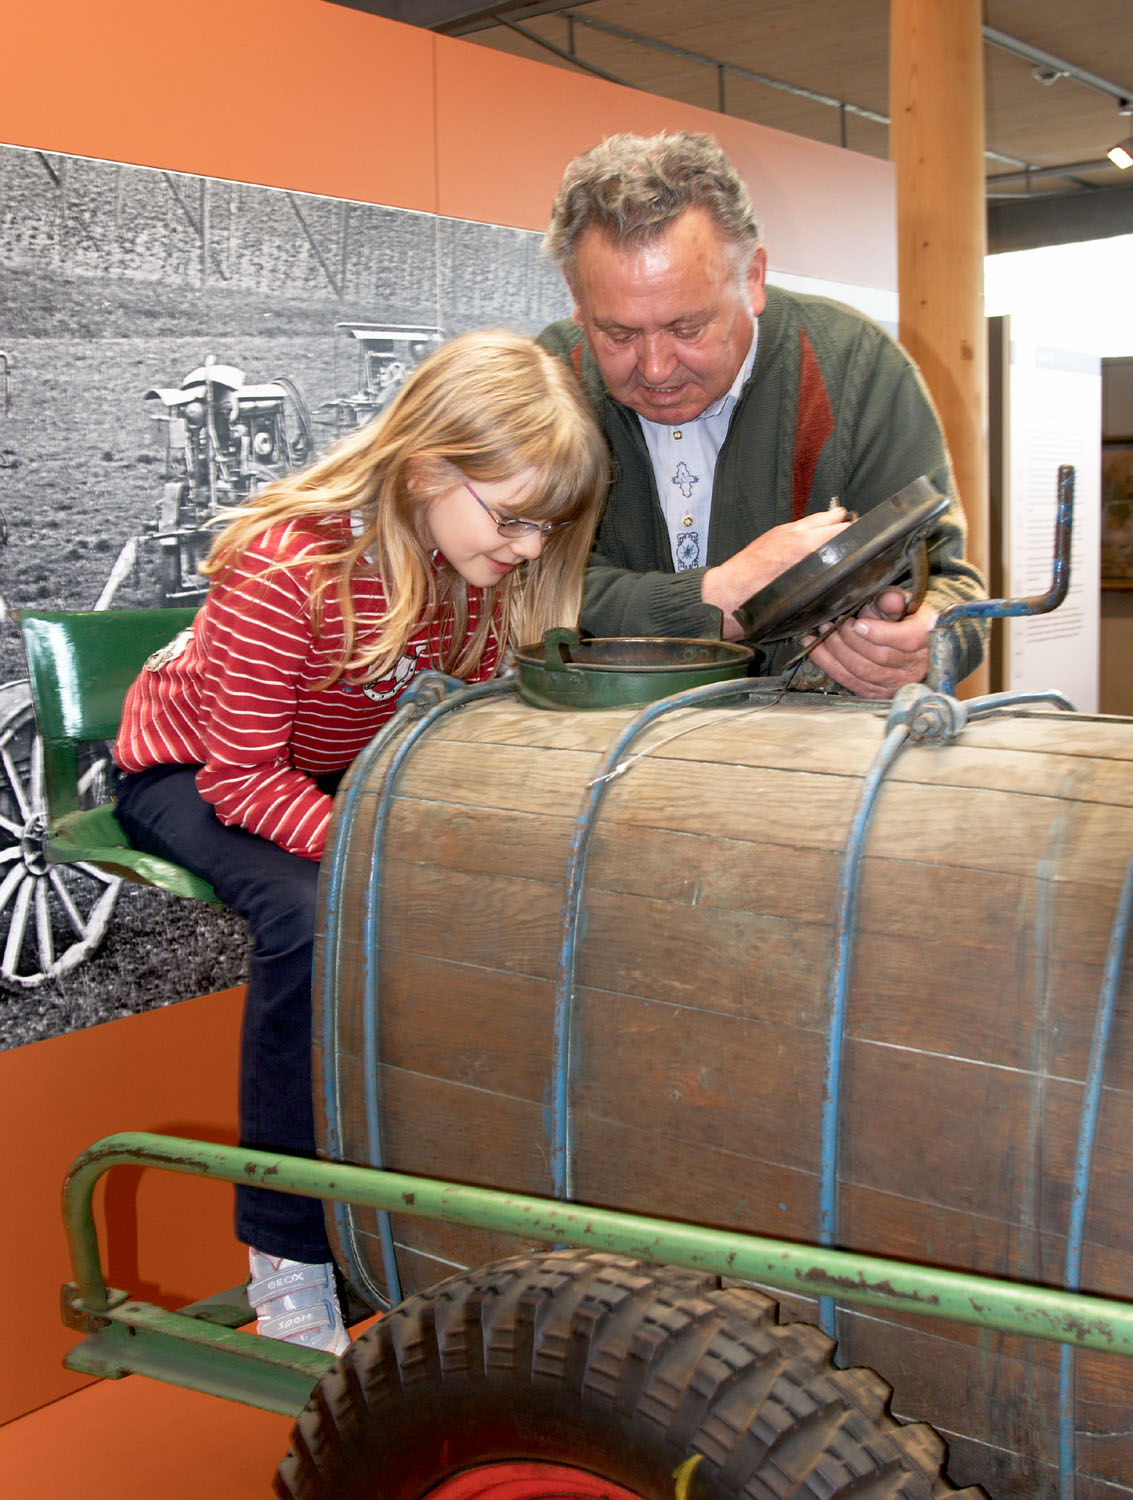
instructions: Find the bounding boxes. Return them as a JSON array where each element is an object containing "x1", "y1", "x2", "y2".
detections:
[{"x1": 570, "y1": 206, "x2": 767, "y2": 426}]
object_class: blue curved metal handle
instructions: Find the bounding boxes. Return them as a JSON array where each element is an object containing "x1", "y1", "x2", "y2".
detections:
[{"x1": 929, "y1": 463, "x2": 1074, "y2": 694}]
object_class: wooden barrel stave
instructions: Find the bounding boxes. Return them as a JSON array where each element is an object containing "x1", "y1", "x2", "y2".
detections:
[{"x1": 314, "y1": 694, "x2": 1133, "y2": 1499}]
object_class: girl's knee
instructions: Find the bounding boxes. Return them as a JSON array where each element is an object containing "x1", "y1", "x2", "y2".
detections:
[{"x1": 244, "y1": 870, "x2": 321, "y2": 957}]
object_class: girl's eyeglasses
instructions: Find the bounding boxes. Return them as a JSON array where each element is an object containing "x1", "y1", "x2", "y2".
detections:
[{"x1": 465, "y1": 482, "x2": 572, "y2": 539}]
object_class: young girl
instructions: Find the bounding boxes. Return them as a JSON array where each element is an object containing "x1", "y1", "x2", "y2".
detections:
[{"x1": 112, "y1": 330, "x2": 608, "y2": 1353}]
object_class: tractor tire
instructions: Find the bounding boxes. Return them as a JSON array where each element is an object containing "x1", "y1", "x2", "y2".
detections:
[{"x1": 274, "y1": 1249, "x2": 984, "y2": 1500}]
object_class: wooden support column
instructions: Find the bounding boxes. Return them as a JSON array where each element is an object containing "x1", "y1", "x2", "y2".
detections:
[{"x1": 890, "y1": 0, "x2": 989, "y2": 693}]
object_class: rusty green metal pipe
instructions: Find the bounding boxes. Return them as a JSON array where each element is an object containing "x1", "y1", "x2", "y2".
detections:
[{"x1": 64, "y1": 1131, "x2": 1133, "y2": 1358}]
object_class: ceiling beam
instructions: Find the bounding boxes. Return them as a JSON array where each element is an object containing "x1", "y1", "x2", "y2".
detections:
[
  {"x1": 322, "y1": 1, "x2": 571, "y2": 25},
  {"x1": 988, "y1": 181, "x2": 1133, "y2": 252}
]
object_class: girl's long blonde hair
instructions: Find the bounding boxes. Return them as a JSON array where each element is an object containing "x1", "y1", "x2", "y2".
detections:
[{"x1": 202, "y1": 330, "x2": 609, "y2": 683}]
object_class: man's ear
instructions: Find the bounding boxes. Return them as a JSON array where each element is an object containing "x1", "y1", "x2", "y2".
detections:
[
  {"x1": 747, "y1": 246, "x2": 768, "y2": 318},
  {"x1": 563, "y1": 266, "x2": 583, "y2": 328}
]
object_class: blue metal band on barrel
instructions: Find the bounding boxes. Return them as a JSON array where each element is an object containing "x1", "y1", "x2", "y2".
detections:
[
  {"x1": 550, "y1": 678, "x2": 779, "y2": 1203},
  {"x1": 1058, "y1": 854, "x2": 1133, "y2": 1500},
  {"x1": 318, "y1": 672, "x2": 514, "y2": 1307},
  {"x1": 317, "y1": 694, "x2": 427, "y2": 1303},
  {"x1": 817, "y1": 719, "x2": 912, "y2": 1338},
  {"x1": 815, "y1": 685, "x2": 1052, "y2": 1338}
]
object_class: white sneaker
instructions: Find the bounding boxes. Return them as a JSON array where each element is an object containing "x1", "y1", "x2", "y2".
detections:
[{"x1": 247, "y1": 1249, "x2": 350, "y2": 1355}]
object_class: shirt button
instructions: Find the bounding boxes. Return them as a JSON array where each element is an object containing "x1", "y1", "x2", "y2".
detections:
[
  {"x1": 683, "y1": 515, "x2": 694, "y2": 527},
  {"x1": 673, "y1": 430, "x2": 683, "y2": 440}
]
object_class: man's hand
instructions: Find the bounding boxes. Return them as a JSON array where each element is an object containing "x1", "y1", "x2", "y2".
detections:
[
  {"x1": 703, "y1": 509, "x2": 853, "y2": 641},
  {"x1": 805, "y1": 587, "x2": 937, "y2": 699}
]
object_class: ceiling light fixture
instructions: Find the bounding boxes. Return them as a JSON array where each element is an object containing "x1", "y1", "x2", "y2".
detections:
[{"x1": 1107, "y1": 135, "x2": 1133, "y2": 169}]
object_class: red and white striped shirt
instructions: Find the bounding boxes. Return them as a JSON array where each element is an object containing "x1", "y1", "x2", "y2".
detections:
[{"x1": 114, "y1": 520, "x2": 499, "y2": 861}]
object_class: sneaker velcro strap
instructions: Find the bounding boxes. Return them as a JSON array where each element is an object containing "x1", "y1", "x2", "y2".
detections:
[
  {"x1": 258, "y1": 1302, "x2": 337, "y2": 1343},
  {"x1": 248, "y1": 1261, "x2": 334, "y2": 1306}
]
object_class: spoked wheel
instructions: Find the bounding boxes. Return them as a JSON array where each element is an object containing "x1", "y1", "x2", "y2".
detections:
[
  {"x1": 275, "y1": 1249, "x2": 984, "y2": 1500},
  {"x1": 274, "y1": 375, "x2": 317, "y2": 468},
  {"x1": 0, "y1": 685, "x2": 121, "y2": 988}
]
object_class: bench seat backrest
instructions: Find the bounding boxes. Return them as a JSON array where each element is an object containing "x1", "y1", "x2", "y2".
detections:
[{"x1": 16, "y1": 607, "x2": 198, "y2": 823}]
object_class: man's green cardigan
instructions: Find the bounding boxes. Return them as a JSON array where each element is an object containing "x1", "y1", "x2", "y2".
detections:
[{"x1": 540, "y1": 285, "x2": 986, "y2": 681}]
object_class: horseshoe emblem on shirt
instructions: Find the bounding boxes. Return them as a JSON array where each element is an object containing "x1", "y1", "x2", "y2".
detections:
[
  {"x1": 361, "y1": 641, "x2": 428, "y2": 704},
  {"x1": 144, "y1": 627, "x2": 194, "y2": 671}
]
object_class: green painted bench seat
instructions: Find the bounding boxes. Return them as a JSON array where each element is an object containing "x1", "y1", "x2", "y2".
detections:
[{"x1": 15, "y1": 608, "x2": 219, "y2": 903}]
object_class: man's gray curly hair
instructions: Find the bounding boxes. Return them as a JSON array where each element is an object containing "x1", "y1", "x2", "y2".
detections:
[{"x1": 543, "y1": 132, "x2": 761, "y2": 285}]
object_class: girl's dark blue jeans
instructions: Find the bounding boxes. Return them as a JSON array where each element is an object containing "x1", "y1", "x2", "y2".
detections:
[{"x1": 112, "y1": 761, "x2": 344, "y2": 1264}]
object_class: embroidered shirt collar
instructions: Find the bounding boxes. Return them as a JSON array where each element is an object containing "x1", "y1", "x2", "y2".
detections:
[{"x1": 698, "y1": 326, "x2": 758, "y2": 422}]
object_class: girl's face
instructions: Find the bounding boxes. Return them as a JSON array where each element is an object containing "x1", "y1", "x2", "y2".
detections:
[{"x1": 423, "y1": 468, "x2": 548, "y2": 588}]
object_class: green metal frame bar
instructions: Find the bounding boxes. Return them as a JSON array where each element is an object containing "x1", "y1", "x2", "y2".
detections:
[{"x1": 62, "y1": 1132, "x2": 1133, "y2": 1417}]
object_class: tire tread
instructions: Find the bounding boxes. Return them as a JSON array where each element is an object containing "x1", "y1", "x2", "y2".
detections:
[{"x1": 273, "y1": 1250, "x2": 985, "y2": 1500}]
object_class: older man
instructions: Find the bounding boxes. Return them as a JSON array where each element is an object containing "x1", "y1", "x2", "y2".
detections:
[{"x1": 539, "y1": 132, "x2": 986, "y2": 697}]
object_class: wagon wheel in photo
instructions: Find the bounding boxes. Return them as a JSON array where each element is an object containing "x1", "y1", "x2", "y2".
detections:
[
  {"x1": 276, "y1": 1249, "x2": 984, "y2": 1500},
  {"x1": 274, "y1": 375, "x2": 317, "y2": 469},
  {"x1": 0, "y1": 683, "x2": 121, "y2": 989}
]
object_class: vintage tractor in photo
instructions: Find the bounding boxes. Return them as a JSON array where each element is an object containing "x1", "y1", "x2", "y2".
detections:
[
  {"x1": 137, "y1": 357, "x2": 315, "y2": 606},
  {"x1": 314, "y1": 323, "x2": 444, "y2": 438}
]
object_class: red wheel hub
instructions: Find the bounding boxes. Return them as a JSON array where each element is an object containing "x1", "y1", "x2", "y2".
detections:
[{"x1": 423, "y1": 1461, "x2": 648, "y2": 1499}]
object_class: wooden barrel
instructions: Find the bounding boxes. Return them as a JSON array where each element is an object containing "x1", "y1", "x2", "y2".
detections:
[{"x1": 313, "y1": 681, "x2": 1133, "y2": 1500}]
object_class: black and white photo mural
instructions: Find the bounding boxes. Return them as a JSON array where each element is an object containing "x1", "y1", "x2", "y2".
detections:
[{"x1": 0, "y1": 142, "x2": 571, "y2": 1046}]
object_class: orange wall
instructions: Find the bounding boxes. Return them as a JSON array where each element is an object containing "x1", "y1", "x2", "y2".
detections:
[
  {"x1": 1, "y1": 0, "x2": 439, "y2": 211},
  {"x1": 0, "y1": 0, "x2": 899, "y2": 1430},
  {"x1": 430, "y1": 34, "x2": 897, "y2": 288},
  {"x1": 0, "y1": 989, "x2": 247, "y2": 1425},
  {"x1": 1, "y1": 0, "x2": 896, "y2": 288}
]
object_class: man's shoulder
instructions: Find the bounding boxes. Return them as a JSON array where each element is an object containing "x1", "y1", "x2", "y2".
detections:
[
  {"x1": 536, "y1": 318, "x2": 583, "y2": 359},
  {"x1": 765, "y1": 283, "x2": 892, "y2": 346},
  {"x1": 536, "y1": 319, "x2": 611, "y2": 410},
  {"x1": 758, "y1": 285, "x2": 906, "y2": 392}
]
